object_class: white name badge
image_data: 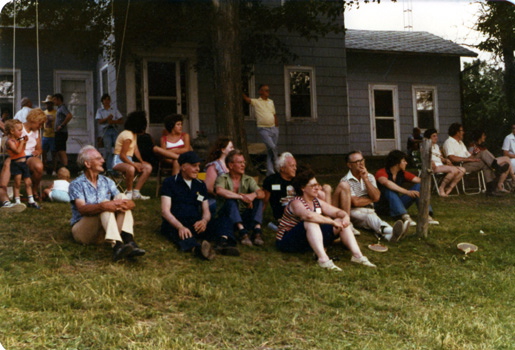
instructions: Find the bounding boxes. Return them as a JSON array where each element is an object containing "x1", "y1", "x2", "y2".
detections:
[
  {"x1": 197, "y1": 194, "x2": 204, "y2": 202},
  {"x1": 272, "y1": 184, "x2": 281, "y2": 191},
  {"x1": 315, "y1": 207, "x2": 322, "y2": 214}
]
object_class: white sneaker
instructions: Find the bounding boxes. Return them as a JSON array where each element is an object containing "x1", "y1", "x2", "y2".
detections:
[
  {"x1": 132, "y1": 192, "x2": 150, "y2": 200},
  {"x1": 402, "y1": 214, "x2": 417, "y2": 227},
  {"x1": 351, "y1": 255, "x2": 377, "y2": 268},
  {"x1": 124, "y1": 191, "x2": 132, "y2": 200},
  {"x1": 351, "y1": 224, "x2": 360, "y2": 236},
  {"x1": 428, "y1": 216, "x2": 439, "y2": 225},
  {"x1": 318, "y1": 259, "x2": 342, "y2": 271},
  {"x1": 0, "y1": 202, "x2": 26, "y2": 213}
]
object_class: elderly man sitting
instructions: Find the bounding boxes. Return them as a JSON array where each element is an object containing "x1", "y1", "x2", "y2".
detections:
[
  {"x1": 69, "y1": 145, "x2": 146, "y2": 261},
  {"x1": 338, "y1": 151, "x2": 409, "y2": 242}
]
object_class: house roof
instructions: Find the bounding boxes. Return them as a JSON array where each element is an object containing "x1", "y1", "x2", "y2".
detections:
[{"x1": 345, "y1": 29, "x2": 478, "y2": 57}]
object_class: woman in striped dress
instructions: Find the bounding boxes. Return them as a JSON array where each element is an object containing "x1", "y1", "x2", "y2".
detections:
[{"x1": 276, "y1": 169, "x2": 376, "y2": 271}]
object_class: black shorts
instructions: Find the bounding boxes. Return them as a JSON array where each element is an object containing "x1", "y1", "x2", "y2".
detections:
[
  {"x1": 55, "y1": 132, "x2": 68, "y2": 151},
  {"x1": 11, "y1": 159, "x2": 31, "y2": 179}
]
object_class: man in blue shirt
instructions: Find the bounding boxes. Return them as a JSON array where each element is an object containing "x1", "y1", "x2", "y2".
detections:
[
  {"x1": 53, "y1": 93, "x2": 73, "y2": 168},
  {"x1": 69, "y1": 145, "x2": 146, "y2": 261}
]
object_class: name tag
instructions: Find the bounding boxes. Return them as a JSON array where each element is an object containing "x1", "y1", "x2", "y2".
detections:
[
  {"x1": 197, "y1": 194, "x2": 204, "y2": 202},
  {"x1": 272, "y1": 184, "x2": 281, "y2": 191},
  {"x1": 315, "y1": 207, "x2": 322, "y2": 214}
]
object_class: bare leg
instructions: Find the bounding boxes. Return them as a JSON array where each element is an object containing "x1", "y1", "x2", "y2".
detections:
[
  {"x1": 113, "y1": 163, "x2": 136, "y2": 191},
  {"x1": 304, "y1": 222, "x2": 330, "y2": 263},
  {"x1": 134, "y1": 162, "x2": 152, "y2": 191},
  {"x1": 318, "y1": 184, "x2": 332, "y2": 205},
  {"x1": 27, "y1": 157, "x2": 43, "y2": 197},
  {"x1": 335, "y1": 218, "x2": 363, "y2": 259},
  {"x1": 331, "y1": 182, "x2": 351, "y2": 214}
]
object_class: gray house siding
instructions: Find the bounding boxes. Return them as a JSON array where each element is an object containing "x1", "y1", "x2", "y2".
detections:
[{"x1": 347, "y1": 51, "x2": 462, "y2": 155}]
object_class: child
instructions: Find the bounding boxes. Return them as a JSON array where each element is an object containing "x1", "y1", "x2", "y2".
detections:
[
  {"x1": 4, "y1": 120, "x2": 41, "y2": 209},
  {"x1": 43, "y1": 167, "x2": 71, "y2": 202}
]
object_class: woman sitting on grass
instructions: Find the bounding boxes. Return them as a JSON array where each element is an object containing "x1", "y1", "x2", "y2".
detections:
[
  {"x1": 112, "y1": 111, "x2": 152, "y2": 200},
  {"x1": 276, "y1": 169, "x2": 376, "y2": 271},
  {"x1": 204, "y1": 137, "x2": 234, "y2": 211},
  {"x1": 424, "y1": 128, "x2": 465, "y2": 197},
  {"x1": 160, "y1": 114, "x2": 191, "y2": 175}
]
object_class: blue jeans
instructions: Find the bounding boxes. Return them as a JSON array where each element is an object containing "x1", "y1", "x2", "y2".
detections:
[
  {"x1": 102, "y1": 127, "x2": 119, "y2": 171},
  {"x1": 216, "y1": 198, "x2": 264, "y2": 238},
  {"x1": 376, "y1": 183, "x2": 433, "y2": 217},
  {"x1": 258, "y1": 127, "x2": 279, "y2": 176}
]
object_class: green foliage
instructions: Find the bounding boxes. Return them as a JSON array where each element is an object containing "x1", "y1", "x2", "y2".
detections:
[{"x1": 461, "y1": 59, "x2": 509, "y2": 154}]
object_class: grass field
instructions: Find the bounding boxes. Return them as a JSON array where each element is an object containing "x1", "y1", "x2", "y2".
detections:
[{"x1": 1, "y1": 177, "x2": 514, "y2": 350}]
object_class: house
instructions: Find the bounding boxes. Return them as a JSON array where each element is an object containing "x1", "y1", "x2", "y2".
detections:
[{"x1": 0, "y1": 17, "x2": 476, "y2": 157}]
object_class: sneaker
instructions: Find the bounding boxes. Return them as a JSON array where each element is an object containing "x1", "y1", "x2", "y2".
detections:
[
  {"x1": 253, "y1": 234, "x2": 264, "y2": 246},
  {"x1": 428, "y1": 216, "x2": 440, "y2": 225},
  {"x1": 124, "y1": 191, "x2": 132, "y2": 200},
  {"x1": 199, "y1": 240, "x2": 216, "y2": 261},
  {"x1": 240, "y1": 234, "x2": 253, "y2": 247},
  {"x1": 27, "y1": 202, "x2": 42, "y2": 210},
  {"x1": 351, "y1": 224, "x2": 361, "y2": 236},
  {"x1": 350, "y1": 255, "x2": 377, "y2": 268},
  {"x1": 401, "y1": 214, "x2": 417, "y2": 227},
  {"x1": 391, "y1": 219, "x2": 410, "y2": 242},
  {"x1": 318, "y1": 259, "x2": 342, "y2": 271},
  {"x1": 0, "y1": 202, "x2": 26, "y2": 213},
  {"x1": 132, "y1": 192, "x2": 150, "y2": 200}
]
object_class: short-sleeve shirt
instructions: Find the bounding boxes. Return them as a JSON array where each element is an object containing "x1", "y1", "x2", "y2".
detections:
[
  {"x1": 431, "y1": 144, "x2": 444, "y2": 166},
  {"x1": 215, "y1": 173, "x2": 259, "y2": 214},
  {"x1": 114, "y1": 130, "x2": 137, "y2": 157},
  {"x1": 43, "y1": 109, "x2": 56, "y2": 138},
  {"x1": 95, "y1": 106, "x2": 123, "y2": 134},
  {"x1": 69, "y1": 174, "x2": 120, "y2": 226},
  {"x1": 55, "y1": 104, "x2": 71, "y2": 132},
  {"x1": 502, "y1": 133, "x2": 515, "y2": 155},
  {"x1": 262, "y1": 173, "x2": 295, "y2": 220},
  {"x1": 250, "y1": 97, "x2": 276, "y2": 128},
  {"x1": 442, "y1": 136, "x2": 470, "y2": 158},
  {"x1": 14, "y1": 107, "x2": 31, "y2": 123},
  {"x1": 375, "y1": 167, "x2": 416, "y2": 190},
  {"x1": 341, "y1": 170, "x2": 377, "y2": 209},
  {"x1": 161, "y1": 173, "x2": 208, "y2": 229},
  {"x1": 21, "y1": 125, "x2": 39, "y2": 156}
]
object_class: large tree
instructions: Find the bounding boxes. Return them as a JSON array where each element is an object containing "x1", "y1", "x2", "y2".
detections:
[{"x1": 476, "y1": 1, "x2": 515, "y2": 123}]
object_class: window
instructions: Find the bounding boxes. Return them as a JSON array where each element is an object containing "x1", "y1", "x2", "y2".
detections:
[
  {"x1": 412, "y1": 86, "x2": 438, "y2": 130},
  {"x1": 0, "y1": 69, "x2": 20, "y2": 119},
  {"x1": 242, "y1": 68, "x2": 255, "y2": 120},
  {"x1": 284, "y1": 66, "x2": 317, "y2": 120}
]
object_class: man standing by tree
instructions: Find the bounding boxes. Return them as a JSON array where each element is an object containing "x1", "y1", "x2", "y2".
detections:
[
  {"x1": 243, "y1": 84, "x2": 279, "y2": 176},
  {"x1": 53, "y1": 93, "x2": 73, "y2": 168}
]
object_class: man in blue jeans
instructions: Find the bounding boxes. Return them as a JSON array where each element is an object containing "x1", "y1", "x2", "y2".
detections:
[
  {"x1": 375, "y1": 150, "x2": 439, "y2": 228},
  {"x1": 243, "y1": 84, "x2": 279, "y2": 176}
]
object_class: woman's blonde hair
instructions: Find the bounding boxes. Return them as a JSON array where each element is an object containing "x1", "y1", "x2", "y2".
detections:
[{"x1": 26, "y1": 108, "x2": 47, "y2": 124}]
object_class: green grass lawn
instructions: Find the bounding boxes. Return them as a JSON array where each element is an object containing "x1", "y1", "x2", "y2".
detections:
[{"x1": 1, "y1": 178, "x2": 514, "y2": 349}]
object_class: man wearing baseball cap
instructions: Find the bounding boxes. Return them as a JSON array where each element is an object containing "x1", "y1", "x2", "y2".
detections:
[{"x1": 160, "y1": 151, "x2": 220, "y2": 260}]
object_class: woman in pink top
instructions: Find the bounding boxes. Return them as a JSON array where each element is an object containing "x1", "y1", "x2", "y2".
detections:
[{"x1": 160, "y1": 114, "x2": 191, "y2": 175}]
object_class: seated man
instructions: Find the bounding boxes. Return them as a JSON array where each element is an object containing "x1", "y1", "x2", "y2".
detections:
[
  {"x1": 160, "y1": 151, "x2": 233, "y2": 260},
  {"x1": 443, "y1": 123, "x2": 508, "y2": 196},
  {"x1": 263, "y1": 152, "x2": 343, "y2": 230},
  {"x1": 339, "y1": 151, "x2": 409, "y2": 242},
  {"x1": 215, "y1": 149, "x2": 265, "y2": 247},
  {"x1": 502, "y1": 123, "x2": 515, "y2": 171},
  {"x1": 375, "y1": 150, "x2": 439, "y2": 226},
  {"x1": 69, "y1": 145, "x2": 146, "y2": 261}
]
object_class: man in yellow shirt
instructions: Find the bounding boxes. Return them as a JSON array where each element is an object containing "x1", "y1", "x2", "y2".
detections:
[{"x1": 243, "y1": 84, "x2": 279, "y2": 176}]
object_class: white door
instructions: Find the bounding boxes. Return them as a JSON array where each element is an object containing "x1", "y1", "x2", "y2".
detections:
[
  {"x1": 54, "y1": 71, "x2": 94, "y2": 154},
  {"x1": 369, "y1": 84, "x2": 400, "y2": 155}
]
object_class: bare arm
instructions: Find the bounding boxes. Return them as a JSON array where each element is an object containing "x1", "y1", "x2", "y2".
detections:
[
  {"x1": 192, "y1": 200, "x2": 211, "y2": 234},
  {"x1": 57, "y1": 112, "x2": 73, "y2": 131},
  {"x1": 290, "y1": 199, "x2": 342, "y2": 227},
  {"x1": 216, "y1": 186, "x2": 243, "y2": 200},
  {"x1": 6, "y1": 138, "x2": 27, "y2": 154},
  {"x1": 161, "y1": 195, "x2": 192, "y2": 239},
  {"x1": 448, "y1": 154, "x2": 479, "y2": 163},
  {"x1": 242, "y1": 93, "x2": 251, "y2": 104},
  {"x1": 204, "y1": 165, "x2": 218, "y2": 195},
  {"x1": 74, "y1": 197, "x2": 135, "y2": 216},
  {"x1": 377, "y1": 176, "x2": 419, "y2": 198},
  {"x1": 503, "y1": 150, "x2": 515, "y2": 159}
]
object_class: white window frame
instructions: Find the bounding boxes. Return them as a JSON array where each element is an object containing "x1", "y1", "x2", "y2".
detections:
[
  {"x1": 0, "y1": 68, "x2": 21, "y2": 112},
  {"x1": 369, "y1": 84, "x2": 400, "y2": 155},
  {"x1": 284, "y1": 65, "x2": 317, "y2": 121},
  {"x1": 99, "y1": 64, "x2": 109, "y2": 97},
  {"x1": 412, "y1": 85, "x2": 439, "y2": 131}
]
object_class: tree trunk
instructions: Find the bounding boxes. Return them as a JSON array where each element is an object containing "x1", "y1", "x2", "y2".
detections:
[
  {"x1": 211, "y1": 0, "x2": 248, "y2": 158},
  {"x1": 501, "y1": 38, "x2": 515, "y2": 123},
  {"x1": 416, "y1": 139, "x2": 432, "y2": 238}
]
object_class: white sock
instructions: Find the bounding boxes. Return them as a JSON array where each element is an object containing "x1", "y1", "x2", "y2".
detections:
[
  {"x1": 382, "y1": 226, "x2": 393, "y2": 235},
  {"x1": 384, "y1": 233, "x2": 393, "y2": 241},
  {"x1": 15, "y1": 197, "x2": 21, "y2": 204},
  {"x1": 28, "y1": 195, "x2": 35, "y2": 204}
]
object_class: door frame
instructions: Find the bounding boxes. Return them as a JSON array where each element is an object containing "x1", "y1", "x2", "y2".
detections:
[
  {"x1": 54, "y1": 70, "x2": 94, "y2": 154},
  {"x1": 369, "y1": 84, "x2": 400, "y2": 155}
]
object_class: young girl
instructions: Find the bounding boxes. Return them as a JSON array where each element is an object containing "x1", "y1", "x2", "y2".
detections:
[
  {"x1": 43, "y1": 167, "x2": 71, "y2": 202},
  {"x1": 160, "y1": 114, "x2": 191, "y2": 175},
  {"x1": 4, "y1": 120, "x2": 41, "y2": 209}
]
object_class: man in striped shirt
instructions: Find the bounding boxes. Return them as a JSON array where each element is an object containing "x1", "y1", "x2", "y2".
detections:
[{"x1": 339, "y1": 151, "x2": 409, "y2": 243}]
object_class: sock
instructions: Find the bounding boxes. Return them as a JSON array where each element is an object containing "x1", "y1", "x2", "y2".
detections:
[
  {"x1": 382, "y1": 226, "x2": 393, "y2": 235},
  {"x1": 133, "y1": 189, "x2": 140, "y2": 195},
  {"x1": 384, "y1": 233, "x2": 393, "y2": 241},
  {"x1": 15, "y1": 197, "x2": 21, "y2": 204},
  {"x1": 121, "y1": 231, "x2": 134, "y2": 243},
  {"x1": 28, "y1": 195, "x2": 35, "y2": 204}
]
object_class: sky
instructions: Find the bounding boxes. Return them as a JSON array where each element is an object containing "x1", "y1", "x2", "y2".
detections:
[{"x1": 345, "y1": 0, "x2": 494, "y2": 64}]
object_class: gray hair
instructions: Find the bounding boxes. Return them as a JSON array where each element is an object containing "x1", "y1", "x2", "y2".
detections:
[
  {"x1": 275, "y1": 152, "x2": 294, "y2": 172},
  {"x1": 77, "y1": 145, "x2": 98, "y2": 170}
]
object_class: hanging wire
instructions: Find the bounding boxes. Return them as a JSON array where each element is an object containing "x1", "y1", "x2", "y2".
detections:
[
  {"x1": 12, "y1": 0, "x2": 16, "y2": 114},
  {"x1": 116, "y1": 0, "x2": 130, "y2": 86},
  {"x1": 36, "y1": 0, "x2": 41, "y2": 105}
]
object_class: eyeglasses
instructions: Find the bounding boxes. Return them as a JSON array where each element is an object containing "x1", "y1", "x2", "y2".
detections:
[
  {"x1": 348, "y1": 158, "x2": 365, "y2": 164},
  {"x1": 232, "y1": 161, "x2": 246, "y2": 164},
  {"x1": 306, "y1": 183, "x2": 320, "y2": 188}
]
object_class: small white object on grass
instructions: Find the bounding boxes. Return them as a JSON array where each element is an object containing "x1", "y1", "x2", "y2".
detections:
[{"x1": 479, "y1": 230, "x2": 486, "y2": 235}]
